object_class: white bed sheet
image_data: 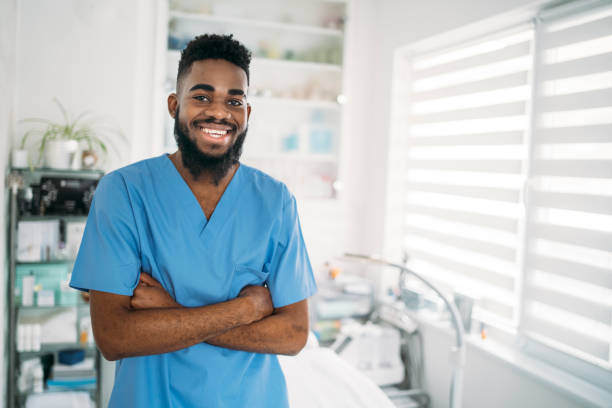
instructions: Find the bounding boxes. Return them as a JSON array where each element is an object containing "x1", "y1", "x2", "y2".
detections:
[{"x1": 279, "y1": 346, "x2": 395, "y2": 408}]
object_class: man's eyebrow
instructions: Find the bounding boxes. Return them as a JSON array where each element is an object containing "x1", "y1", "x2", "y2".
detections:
[
  {"x1": 189, "y1": 84, "x2": 215, "y2": 92},
  {"x1": 228, "y1": 89, "x2": 245, "y2": 96},
  {"x1": 189, "y1": 83, "x2": 245, "y2": 96}
]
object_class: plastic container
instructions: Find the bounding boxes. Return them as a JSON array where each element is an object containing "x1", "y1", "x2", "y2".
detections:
[{"x1": 58, "y1": 349, "x2": 85, "y2": 365}]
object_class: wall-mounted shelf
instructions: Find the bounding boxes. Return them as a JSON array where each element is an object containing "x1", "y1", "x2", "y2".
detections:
[
  {"x1": 249, "y1": 96, "x2": 341, "y2": 111},
  {"x1": 18, "y1": 215, "x2": 88, "y2": 222},
  {"x1": 170, "y1": 10, "x2": 343, "y2": 37},
  {"x1": 252, "y1": 57, "x2": 342, "y2": 72},
  {"x1": 166, "y1": 50, "x2": 342, "y2": 80},
  {"x1": 246, "y1": 153, "x2": 338, "y2": 162},
  {"x1": 16, "y1": 260, "x2": 75, "y2": 266}
]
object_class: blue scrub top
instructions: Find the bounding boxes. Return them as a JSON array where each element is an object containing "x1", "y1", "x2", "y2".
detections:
[{"x1": 70, "y1": 154, "x2": 317, "y2": 408}]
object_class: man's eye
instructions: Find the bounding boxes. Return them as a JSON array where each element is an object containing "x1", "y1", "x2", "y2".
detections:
[
  {"x1": 228, "y1": 99, "x2": 243, "y2": 106},
  {"x1": 194, "y1": 95, "x2": 209, "y2": 102}
]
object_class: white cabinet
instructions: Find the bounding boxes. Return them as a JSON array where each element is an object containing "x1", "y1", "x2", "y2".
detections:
[{"x1": 162, "y1": 0, "x2": 348, "y2": 199}]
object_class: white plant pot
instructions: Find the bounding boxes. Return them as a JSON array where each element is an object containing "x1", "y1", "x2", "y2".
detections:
[
  {"x1": 11, "y1": 149, "x2": 29, "y2": 169},
  {"x1": 44, "y1": 140, "x2": 79, "y2": 169}
]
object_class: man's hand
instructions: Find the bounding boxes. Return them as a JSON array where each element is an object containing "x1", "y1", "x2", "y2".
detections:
[
  {"x1": 238, "y1": 285, "x2": 274, "y2": 322},
  {"x1": 130, "y1": 274, "x2": 273, "y2": 324},
  {"x1": 131, "y1": 273, "x2": 180, "y2": 309}
]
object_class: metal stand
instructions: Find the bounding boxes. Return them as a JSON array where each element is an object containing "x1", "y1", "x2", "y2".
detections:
[
  {"x1": 7, "y1": 171, "x2": 23, "y2": 408},
  {"x1": 342, "y1": 253, "x2": 466, "y2": 408}
]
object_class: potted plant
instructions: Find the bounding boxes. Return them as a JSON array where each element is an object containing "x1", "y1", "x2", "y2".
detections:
[{"x1": 20, "y1": 98, "x2": 126, "y2": 170}]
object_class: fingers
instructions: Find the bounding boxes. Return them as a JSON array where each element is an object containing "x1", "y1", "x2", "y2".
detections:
[{"x1": 139, "y1": 272, "x2": 162, "y2": 288}]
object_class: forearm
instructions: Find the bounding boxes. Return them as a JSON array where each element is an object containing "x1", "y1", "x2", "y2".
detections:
[
  {"x1": 91, "y1": 294, "x2": 256, "y2": 360},
  {"x1": 205, "y1": 312, "x2": 309, "y2": 355}
]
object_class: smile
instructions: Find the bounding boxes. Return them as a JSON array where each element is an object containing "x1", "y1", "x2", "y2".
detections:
[{"x1": 198, "y1": 126, "x2": 231, "y2": 140}]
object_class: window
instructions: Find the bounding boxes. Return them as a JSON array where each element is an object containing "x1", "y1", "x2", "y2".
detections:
[{"x1": 387, "y1": 0, "x2": 612, "y2": 384}]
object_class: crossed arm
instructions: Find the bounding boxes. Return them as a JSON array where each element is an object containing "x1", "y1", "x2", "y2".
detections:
[{"x1": 90, "y1": 273, "x2": 309, "y2": 361}]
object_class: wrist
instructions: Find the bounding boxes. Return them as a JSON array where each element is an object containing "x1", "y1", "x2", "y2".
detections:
[{"x1": 235, "y1": 296, "x2": 258, "y2": 325}]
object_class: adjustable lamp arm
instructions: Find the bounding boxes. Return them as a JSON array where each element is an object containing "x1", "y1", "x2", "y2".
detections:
[{"x1": 342, "y1": 253, "x2": 465, "y2": 408}]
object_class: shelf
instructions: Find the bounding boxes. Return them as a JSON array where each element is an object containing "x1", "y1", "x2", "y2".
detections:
[
  {"x1": 18, "y1": 215, "x2": 88, "y2": 222},
  {"x1": 169, "y1": 10, "x2": 343, "y2": 37},
  {"x1": 253, "y1": 57, "x2": 342, "y2": 72},
  {"x1": 18, "y1": 387, "x2": 97, "y2": 400},
  {"x1": 16, "y1": 260, "x2": 75, "y2": 266},
  {"x1": 166, "y1": 50, "x2": 342, "y2": 76},
  {"x1": 249, "y1": 96, "x2": 341, "y2": 110},
  {"x1": 18, "y1": 343, "x2": 96, "y2": 358},
  {"x1": 11, "y1": 167, "x2": 104, "y2": 176},
  {"x1": 245, "y1": 153, "x2": 337, "y2": 162},
  {"x1": 18, "y1": 303, "x2": 89, "y2": 311}
]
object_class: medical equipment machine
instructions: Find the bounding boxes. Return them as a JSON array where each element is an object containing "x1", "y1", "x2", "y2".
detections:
[
  {"x1": 342, "y1": 253, "x2": 466, "y2": 408},
  {"x1": 331, "y1": 322, "x2": 405, "y2": 386}
]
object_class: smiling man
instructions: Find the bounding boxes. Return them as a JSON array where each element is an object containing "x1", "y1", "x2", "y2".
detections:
[{"x1": 70, "y1": 34, "x2": 317, "y2": 407}]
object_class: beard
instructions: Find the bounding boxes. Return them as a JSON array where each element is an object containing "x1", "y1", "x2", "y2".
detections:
[{"x1": 173, "y1": 106, "x2": 247, "y2": 184}]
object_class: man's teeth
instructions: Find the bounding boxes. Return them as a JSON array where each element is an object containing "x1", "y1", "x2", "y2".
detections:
[{"x1": 199, "y1": 127, "x2": 228, "y2": 139}]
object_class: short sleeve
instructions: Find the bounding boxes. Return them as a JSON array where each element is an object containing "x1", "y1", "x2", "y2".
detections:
[
  {"x1": 265, "y1": 193, "x2": 317, "y2": 308},
  {"x1": 70, "y1": 172, "x2": 141, "y2": 296}
]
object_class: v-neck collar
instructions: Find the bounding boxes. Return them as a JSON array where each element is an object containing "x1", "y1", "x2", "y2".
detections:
[{"x1": 160, "y1": 154, "x2": 245, "y2": 246}]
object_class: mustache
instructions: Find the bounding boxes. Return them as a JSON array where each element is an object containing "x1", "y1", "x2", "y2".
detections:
[{"x1": 194, "y1": 117, "x2": 237, "y2": 130}]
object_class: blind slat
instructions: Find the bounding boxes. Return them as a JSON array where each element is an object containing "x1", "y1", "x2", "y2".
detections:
[
  {"x1": 411, "y1": 102, "x2": 526, "y2": 123},
  {"x1": 531, "y1": 223, "x2": 612, "y2": 252},
  {"x1": 535, "y1": 124, "x2": 612, "y2": 143},
  {"x1": 541, "y1": 15, "x2": 612, "y2": 49},
  {"x1": 405, "y1": 204, "x2": 518, "y2": 232},
  {"x1": 539, "y1": 88, "x2": 612, "y2": 112},
  {"x1": 532, "y1": 160, "x2": 612, "y2": 177},
  {"x1": 406, "y1": 181, "x2": 520, "y2": 202},
  {"x1": 411, "y1": 72, "x2": 528, "y2": 102},
  {"x1": 405, "y1": 225, "x2": 516, "y2": 261},
  {"x1": 525, "y1": 286, "x2": 611, "y2": 324},
  {"x1": 408, "y1": 131, "x2": 523, "y2": 146},
  {"x1": 408, "y1": 248, "x2": 515, "y2": 290},
  {"x1": 523, "y1": 322, "x2": 610, "y2": 362},
  {"x1": 404, "y1": 235, "x2": 517, "y2": 277},
  {"x1": 540, "y1": 52, "x2": 612, "y2": 80},
  {"x1": 530, "y1": 191, "x2": 612, "y2": 215},
  {"x1": 413, "y1": 41, "x2": 531, "y2": 79},
  {"x1": 407, "y1": 159, "x2": 522, "y2": 173},
  {"x1": 528, "y1": 254, "x2": 612, "y2": 289}
]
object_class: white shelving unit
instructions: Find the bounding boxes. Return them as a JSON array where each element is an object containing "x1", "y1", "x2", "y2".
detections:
[
  {"x1": 162, "y1": 0, "x2": 348, "y2": 199},
  {"x1": 169, "y1": 10, "x2": 344, "y2": 37}
]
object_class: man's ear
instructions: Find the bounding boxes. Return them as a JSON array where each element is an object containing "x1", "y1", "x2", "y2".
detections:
[
  {"x1": 168, "y1": 93, "x2": 178, "y2": 118},
  {"x1": 247, "y1": 103, "x2": 252, "y2": 122}
]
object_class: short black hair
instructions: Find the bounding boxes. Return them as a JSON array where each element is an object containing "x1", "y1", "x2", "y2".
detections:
[{"x1": 177, "y1": 34, "x2": 252, "y2": 92}]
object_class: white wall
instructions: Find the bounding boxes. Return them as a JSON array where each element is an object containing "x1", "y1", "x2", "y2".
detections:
[
  {"x1": 14, "y1": 0, "x2": 160, "y2": 171},
  {"x1": 356, "y1": 1, "x2": 592, "y2": 407},
  {"x1": 0, "y1": 0, "x2": 18, "y2": 404},
  {"x1": 13, "y1": 1, "x2": 161, "y2": 405},
  {"x1": 419, "y1": 322, "x2": 585, "y2": 408}
]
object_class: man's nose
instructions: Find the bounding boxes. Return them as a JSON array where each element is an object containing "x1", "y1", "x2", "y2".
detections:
[{"x1": 204, "y1": 102, "x2": 231, "y2": 121}]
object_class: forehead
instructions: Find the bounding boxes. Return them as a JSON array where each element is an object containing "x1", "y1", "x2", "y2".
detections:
[{"x1": 181, "y1": 59, "x2": 248, "y2": 93}]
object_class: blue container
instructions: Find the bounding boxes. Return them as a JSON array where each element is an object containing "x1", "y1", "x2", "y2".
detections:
[{"x1": 58, "y1": 349, "x2": 85, "y2": 365}]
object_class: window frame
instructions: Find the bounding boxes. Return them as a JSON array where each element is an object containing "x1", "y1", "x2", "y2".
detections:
[{"x1": 385, "y1": 0, "x2": 612, "y2": 392}]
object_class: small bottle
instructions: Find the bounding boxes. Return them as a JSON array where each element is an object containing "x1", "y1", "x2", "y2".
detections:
[
  {"x1": 32, "y1": 324, "x2": 41, "y2": 352},
  {"x1": 32, "y1": 364, "x2": 43, "y2": 393},
  {"x1": 23, "y1": 324, "x2": 33, "y2": 352},
  {"x1": 22, "y1": 272, "x2": 35, "y2": 306},
  {"x1": 17, "y1": 324, "x2": 25, "y2": 352}
]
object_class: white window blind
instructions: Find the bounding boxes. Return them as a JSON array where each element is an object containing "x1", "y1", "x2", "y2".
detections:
[
  {"x1": 388, "y1": 0, "x2": 612, "y2": 374},
  {"x1": 396, "y1": 25, "x2": 535, "y2": 329},
  {"x1": 523, "y1": 1, "x2": 612, "y2": 370}
]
